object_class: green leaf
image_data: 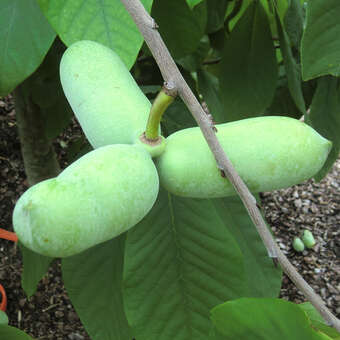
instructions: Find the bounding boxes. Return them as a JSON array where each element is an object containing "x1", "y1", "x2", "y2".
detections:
[
  {"x1": 140, "y1": 85, "x2": 162, "y2": 95},
  {"x1": 37, "y1": 0, "x2": 153, "y2": 69},
  {"x1": 211, "y1": 298, "x2": 332, "y2": 340},
  {"x1": 276, "y1": 11, "x2": 306, "y2": 116},
  {"x1": 206, "y1": 0, "x2": 230, "y2": 34},
  {"x1": 66, "y1": 137, "x2": 92, "y2": 163},
  {"x1": 123, "y1": 189, "x2": 247, "y2": 340},
  {"x1": 0, "y1": 325, "x2": 36, "y2": 339},
  {"x1": 0, "y1": 311, "x2": 8, "y2": 325},
  {"x1": 152, "y1": 0, "x2": 206, "y2": 59},
  {"x1": 301, "y1": 1, "x2": 340, "y2": 80},
  {"x1": 186, "y1": 0, "x2": 204, "y2": 10},
  {"x1": 197, "y1": 69, "x2": 225, "y2": 123},
  {"x1": 161, "y1": 98, "x2": 197, "y2": 137},
  {"x1": 309, "y1": 76, "x2": 340, "y2": 180},
  {"x1": 225, "y1": 0, "x2": 253, "y2": 33},
  {"x1": 177, "y1": 36, "x2": 210, "y2": 72},
  {"x1": 284, "y1": 0, "x2": 304, "y2": 49},
  {"x1": 219, "y1": 1, "x2": 278, "y2": 121},
  {"x1": 0, "y1": 0, "x2": 55, "y2": 95},
  {"x1": 28, "y1": 38, "x2": 73, "y2": 140},
  {"x1": 265, "y1": 85, "x2": 301, "y2": 118},
  {"x1": 265, "y1": 66, "x2": 303, "y2": 119},
  {"x1": 298, "y1": 303, "x2": 340, "y2": 339},
  {"x1": 20, "y1": 244, "x2": 53, "y2": 298},
  {"x1": 212, "y1": 196, "x2": 282, "y2": 298},
  {"x1": 62, "y1": 235, "x2": 132, "y2": 340}
]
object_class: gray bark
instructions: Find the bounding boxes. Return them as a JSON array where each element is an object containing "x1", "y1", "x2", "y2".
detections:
[{"x1": 13, "y1": 80, "x2": 60, "y2": 186}]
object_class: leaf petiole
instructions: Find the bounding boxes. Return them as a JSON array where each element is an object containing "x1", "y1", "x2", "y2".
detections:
[{"x1": 144, "y1": 83, "x2": 177, "y2": 140}]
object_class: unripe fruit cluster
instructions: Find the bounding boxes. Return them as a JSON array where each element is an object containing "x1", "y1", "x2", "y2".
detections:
[
  {"x1": 293, "y1": 230, "x2": 316, "y2": 252},
  {"x1": 13, "y1": 41, "x2": 331, "y2": 258}
]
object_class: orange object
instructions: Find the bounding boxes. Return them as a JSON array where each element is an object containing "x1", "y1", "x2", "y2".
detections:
[
  {"x1": 0, "y1": 228, "x2": 18, "y2": 242},
  {"x1": 0, "y1": 228, "x2": 15, "y2": 313},
  {"x1": 0, "y1": 284, "x2": 7, "y2": 312}
]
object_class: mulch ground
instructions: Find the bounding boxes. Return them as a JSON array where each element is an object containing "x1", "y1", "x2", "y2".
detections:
[{"x1": 0, "y1": 94, "x2": 339, "y2": 339}]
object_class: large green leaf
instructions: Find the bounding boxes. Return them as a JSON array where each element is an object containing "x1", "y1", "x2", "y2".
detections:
[
  {"x1": 210, "y1": 298, "x2": 332, "y2": 340},
  {"x1": 212, "y1": 197, "x2": 282, "y2": 298},
  {"x1": 276, "y1": 11, "x2": 306, "y2": 116},
  {"x1": 62, "y1": 235, "x2": 132, "y2": 340},
  {"x1": 123, "y1": 189, "x2": 247, "y2": 340},
  {"x1": 0, "y1": 0, "x2": 55, "y2": 95},
  {"x1": 0, "y1": 325, "x2": 36, "y2": 339},
  {"x1": 219, "y1": 0, "x2": 278, "y2": 121},
  {"x1": 206, "y1": 0, "x2": 230, "y2": 34},
  {"x1": 301, "y1": 1, "x2": 340, "y2": 80},
  {"x1": 161, "y1": 98, "x2": 197, "y2": 137},
  {"x1": 27, "y1": 38, "x2": 73, "y2": 140},
  {"x1": 225, "y1": 0, "x2": 252, "y2": 33},
  {"x1": 309, "y1": 76, "x2": 340, "y2": 180},
  {"x1": 186, "y1": 0, "x2": 204, "y2": 10},
  {"x1": 152, "y1": 0, "x2": 206, "y2": 59},
  {"x1": 284, "y1": 0, "x2": 304, "y2": 49},
  {"x1": 37, "y1": 0, "x2": 153, "y2": 69},
  {"x1": 177, "y1": 36, "x2": 210, "y2": 73},
  {"x1": 298, "y1": 302, "x2": 340, "y2": 339},
  {"x1": 197, "y1": 69, "x2": 225, "y2": 123},
  {"x1": 20, "y1": 244, "x2": 54, "y2": 298},
  {"x1": 265, "y1": 66, "x2": 302, "y2": 119}
]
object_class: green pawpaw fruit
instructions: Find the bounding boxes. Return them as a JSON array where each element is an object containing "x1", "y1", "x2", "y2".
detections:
[
  {"x1": 302, "y1": 230, "x2": 316, "y2": 248},
  {"x1": 292, "y1": 237, "x2": 305, "y2": 252},
  {"x1": 13, "y1": 145, "x2": 159, "y2": 257},
  {"x1": 156, "y1": 116, "x2": 331, "y2": 198},
  {"x1": 60, "y1": 40, "x2": 151, "y2": 148}
]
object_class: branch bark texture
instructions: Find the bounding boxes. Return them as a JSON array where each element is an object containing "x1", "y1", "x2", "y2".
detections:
[{"x1": 120, "y1": 0, "x2": 340, "y2": 332}]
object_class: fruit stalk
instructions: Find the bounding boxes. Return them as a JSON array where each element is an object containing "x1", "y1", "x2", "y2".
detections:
[
  {"x1": 120, "y1": 0, "x2": 340, "y2": 332},
  {"x1": 145, "y1": 83, "x2": 176, "y2": 140}
]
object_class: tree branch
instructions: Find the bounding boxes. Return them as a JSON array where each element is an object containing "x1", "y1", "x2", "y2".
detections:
[{"x1": 120, "y1": 0, "x2": 340, "y2": 332}]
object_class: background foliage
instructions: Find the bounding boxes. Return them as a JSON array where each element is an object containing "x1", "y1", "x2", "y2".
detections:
[{"x1": 0, "y1": 0, "x2": 339, "y2": 339}]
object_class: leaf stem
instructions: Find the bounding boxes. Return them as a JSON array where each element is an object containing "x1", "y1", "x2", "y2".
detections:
[{"x1": 145, "y1": 83, "x2": 176, "y2": 140}]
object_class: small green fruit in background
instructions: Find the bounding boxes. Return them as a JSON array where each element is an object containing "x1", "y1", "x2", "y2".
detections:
[
  {"x1": 13, "y1": 145, "x2": 159, "y2": 258},
  {"x1": 60, "y1": 40, "x2": 151, "y2": 148},
  {"x1": 293, "y1": 237, "x2": 305, "y2": 252},
  {"x1": 156, "y1": 116, "x2": 332, "y2": 198},
  {"x1": 302, "y1": 230, "x2": 316, "y2": 248}
]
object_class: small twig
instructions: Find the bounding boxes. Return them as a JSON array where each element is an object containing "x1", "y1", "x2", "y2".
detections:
[
  {"x1": 42, "y1": 303, "x2": 60, "y2": 313},
  {"x1": 120, "y1": 0, "x2": 340, "y2": 332}
]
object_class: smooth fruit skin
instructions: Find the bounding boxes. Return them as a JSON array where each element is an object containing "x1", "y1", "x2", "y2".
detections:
[
  {"x1": 293, "y1": 237, "x2": 305, "y2": 252},
  {"x1": 13, "y1": 145, "x2": 159, "y2": 258},
  {"x1": 156, "y1": 116, "x2": 332, "y2": 198},
  {"x1": 60, "y1": 40, "x2": 151, "y2": 148},
  {"x1": 302, "y1": 230, "x2": 316, "y2": 248}
]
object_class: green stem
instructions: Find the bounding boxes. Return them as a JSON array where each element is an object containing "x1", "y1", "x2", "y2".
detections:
[{"x1": 145, "y1": 87, "x2": 175, "y2": 140}]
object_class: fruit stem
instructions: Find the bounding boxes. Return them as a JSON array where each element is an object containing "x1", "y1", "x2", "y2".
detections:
[
  {"x1": 0, "y1": 284, "x2": 7, "y2": 312},
  {"x1": 145, "y1": 83, "x2": 177, "y2": 140},
  {"x1": 0, "y1": 228, "x2": 18, "y2": 242}
]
